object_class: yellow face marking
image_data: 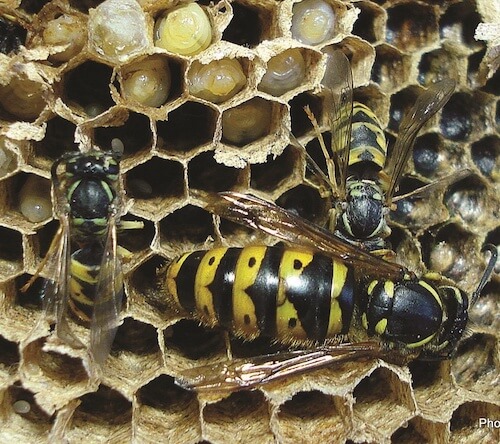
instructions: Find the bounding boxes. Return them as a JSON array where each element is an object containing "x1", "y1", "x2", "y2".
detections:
[
  {"x1": 232, "y1": 246, "x2": 267, "y2": 337},
  {"x1": 326, "y1": 260, "x2": 348, "y2": 336},
  {"x1": 383, "y1": 281, "x2": 395, "y2": 298},
  {"x1": 361, "y1": 312, "x2": 368, "y2": 330},
  {"x1": 418, "y1": 280, "x2": 443, "y2": 309},
  {"x1": 375, "y1": 318, "x2": 387, "y2": 335},
  {"x1": 367, "y1": 280, "x2": 378, "y2": 295},
  {"x1": 166, "y1": 253, "x2": 191, "y2": 307},
  {"x1": 406, "y1": 332, "x2": 437, "y2": 349},
  {"x1": 195, "y1": 248, "x2": 229, "y2": 325}
]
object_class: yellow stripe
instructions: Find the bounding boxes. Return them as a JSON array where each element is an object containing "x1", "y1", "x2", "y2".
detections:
[
  {"x1": 375, "y1": 318, "x2": 387, "y2": 335},
  {"x1": 166, "y1": 253, "x2": 191, "y2": 308},
  {"x1": 71, "y1": 258, "x2": 99, "y2": 284},
  {"x1": 69, "y1": 277, "x2": 94, "y2": 305},
  {"x1": 407, "y1": 332, "x2": 437, "y2": 349},
  {"x1": 418, "y1": 280, "x2": 443, "y2": 309},
  {"x1": 326, "y1": 260, "x2": 348, "y2": 336},
  {"x1": 276, "y1": 250, "x2": 315, "y2": 341},
  {"x1": 384, "y1": 281, "x2": 395, "y2": 298},
  {"x1": 232, "y1": 246, "x2": 266, "y2": 338},
  {"x1": 195, "y1": 248, "x2": 228, "y2": 326}
]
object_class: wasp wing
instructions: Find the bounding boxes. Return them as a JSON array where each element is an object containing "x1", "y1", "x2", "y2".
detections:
[
  {"x1": 175, "y1": 342, "x2": 395, "y2": 392},
  {"x1": 204, "y1": 191, "x2": 405, "y2": 278},
  {"x1": 384, "y1": 78, "x2": 456, "y2": 205},
  {"x1": 322, "y1": 49, "x2": 353, "y2": 200},
  {"x1": 89, "y1": 213, "x2": 124, "y2": 365},
  {"x1": 391, "y1": 169, "x2": 472, "y2": 203}
]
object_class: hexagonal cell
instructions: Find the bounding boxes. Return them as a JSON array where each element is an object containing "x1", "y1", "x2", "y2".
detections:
[
  {"x1": 156, "y1": 101, "x2": 217, "y2": 156},
  {"x1": 276, "y1": 391, "x2": 350, "y2": 443},
  {"x1": 469, "y1": 279, "x2": 499, "y2": 331},
  {"x1": 482, "y1": 67, "x2": 499, "y2": 95},
  {"x1": 203, "y1": 391, "x2": 272, "y2": 443},
  {"x1": 124, "y1": 157, "x2": 184, "y2": 212},
  {"x1": 188, "y1": 151, "x2": 244, "y2": 192},
  {"x1": 0, "y1": 74, "x2": 47, "y2": 122},
  {"x1": 118, "y1": 55, "x2": 183, "y2": 108},
  {"x1": 290, "y1": 92, "x2": 323, "y2": 138},
  {"x1": 444, "y1": 175, "x2": 488, "y2": 225},
  {"x1": 250, "y1": 146, "x2": 300, "y2": 193},
  {"x1": 440, "y1": 92, "x2": 484, "y2": 142},
  {"x1": 111, "y1": 317, "x2": 159, "y2": 355},
  {"x1": 386, "y1": 2, "x2": 438, "y2": 52},
  {"x1": 451, "y1": 333, "x2": 498, "y2": 395},
  {"x1": 14, "y1": 274, "x2": 44, "y2": 311},
  {"x1": 391, "y1": 416, "x2": 447, "y2": 444},
  {"x1": 0, "y1": 139, "x2": 17, "y2": 179},
  {"x1": 418, "y1": 48, "x2": 463, "y2": 87},
  {"x1": 223, "y1": 1, "x2": 274, "y2": 47},
  {"x1": 94, "y1": 112, "x2": 153, "y2": 158},
  {"x1": 449, "y1": 401, "x2": 500, "y2": 443},
  {"x1": 0, "y1": 384, "x2": 53, "y2": 442},
  {"x1": 129, "y1": 255, "x2": 169, "y2": 318},
  {"x1": 439, "y1": 1, "x2": 482, "y2": 48},
  {"x1": 0, "y1": 334, "x2": 19, "y2": 379},
  {"x1": 330, "y1": 37, "x2": 376, "y2": 86},
  {"x1": 0, "y1": 15, "x2": 27, "y2": 55},
  {"x1": 276, "y1": 184, "x2": 328, "y2": 226},
  {"x1": 67, "y1": 385, "x2": 132, "y2": 441},
  {"x1": 412, "y1": 133, "x2": 442, "y2": 176},
  {"x1": 221, "y1": 97, "x2": 275, "y2": 147},
  {"x1": 388, "y1": 86, "x2": 422, "y2": 133},
  {"x1": 352, "y1": 367, "x2": 415, "y2": 440},
  {"x1": 159, "y1": 204, "x2": 214, "y2": 250},
  {"x1": 117, "y1": 215, "x2": 155, "y2": 258},
  {"x1": 32, "y1": 116, "x2": 78, "y2": 166},
  {"x1": 372, "y1": 44, "x2": 412, "y2": 92},
  {"x1": 352, "y1": 1, "x2": 385, "y2": 44},
  {"x1": 135, "y1": 374, "x2": 200, "y2": 443},
  {"x1": 0, "y1": 226, "x2": 23, "y2": 279},
  {"x1": 164, "y1": 319, "x2": 224, "y2": 360},
  {"x1": 61, "y1": 61, "x2": 115, "y2": 117},
  {"x1": 471, "y1": 135, "x2": 499, "y2": 179}
]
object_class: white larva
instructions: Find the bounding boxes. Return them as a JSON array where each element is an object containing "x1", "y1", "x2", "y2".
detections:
[
  {"x1": 291, "y1": 0, "x2": 337, "y2": 46},
  {"x1": 259, "y1": 49, "x2": 306, "y2": 96}
]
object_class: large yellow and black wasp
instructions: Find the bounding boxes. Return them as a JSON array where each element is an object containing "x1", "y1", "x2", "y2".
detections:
[
  {"x1": 166, "y1": 191, "x2": 497, "y2": 392},
  {"x1": 290, "y1": 50, "x2": 466, "y2": 253},
  {"x1": 21, "y1": 151, "x2": 142, "y2": 366},
  {"x1": 163, "y1": 52, "x2": 496, "y2": 392}
]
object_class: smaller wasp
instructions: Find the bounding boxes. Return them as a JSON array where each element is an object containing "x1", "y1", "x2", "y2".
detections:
[
  {"x1": 167, "y1": 192, "x2": 497, "y2": 392},
  {"x1": 22, "y1": 151, "x2": 142, "y2": 365},
  {"x1": 290, "y1": 50, "x2": 466, "y2": 253}
]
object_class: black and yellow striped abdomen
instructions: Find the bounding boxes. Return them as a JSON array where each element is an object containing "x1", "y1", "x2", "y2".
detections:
[
  {"x1": 349, "y1": 102, "x2": 387, "y2": 170},
  {"x1": 166, "y1": 246, "x2": 355, "y2": 345}
]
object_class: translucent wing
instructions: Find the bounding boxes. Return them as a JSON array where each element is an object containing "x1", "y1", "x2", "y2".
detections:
[
  {"x1": 391, "y1": 169, "x2": 472, "y2": 203},
  {"x1": 384, "y1": 78, "x2": 456, "y2": 205},
  {"x1": 322, "y1": 49, "x2": 354, "y2": 200},
  {"x1": 89, "y1": 213, "x2": 124, "y2": 365},
  {"x1": 203, "y1": 191, "x2": 406, "y2": 279},
  {"x1": 175, "y1": 342, "x2": 403, "y2": 392},
  {"x1": 21, "y1": 214, "x2": 83, "y2": 348}
]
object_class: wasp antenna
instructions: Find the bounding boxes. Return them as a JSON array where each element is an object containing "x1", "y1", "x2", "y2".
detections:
[{"x1": 470, "y1": 244, "x2": 498, "y2": 307}]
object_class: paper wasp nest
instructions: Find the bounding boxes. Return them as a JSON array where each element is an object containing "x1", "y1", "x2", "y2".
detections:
[{"x1": 0, "y1": 0, "x2": 498, "y2": 443}]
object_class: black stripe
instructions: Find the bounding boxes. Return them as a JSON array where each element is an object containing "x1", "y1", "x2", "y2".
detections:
[
  {"x1": 207, "y1": 248, "x2": 241, "y2": 328},
  {"x1": 245, "y1": 246, "x2": 282, "y2": 337},
  {"x1": 338, "y1": 265, "x2": 355, "y2": 334},
  {"x1": 175, "y1": 251, "x2": 206, "y2": 314},
  {"x1": 286, "y1": 254, "x2": 334, "y2": 342}
]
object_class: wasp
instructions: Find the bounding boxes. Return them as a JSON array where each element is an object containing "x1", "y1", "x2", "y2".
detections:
[
  {"x1": 166, "y1": 192, "x2": 497, "y2": 392},
  {"x1": 290, "y1": 50, "x2": 466, "y2": 253},
  {"x1": 21, "y1": 151, "x2": 143, "y2": 365}
]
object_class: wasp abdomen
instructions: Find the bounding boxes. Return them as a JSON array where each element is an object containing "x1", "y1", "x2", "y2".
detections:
[{"x1": 166, "y1": 246, "x2": 355, "y2": 344}]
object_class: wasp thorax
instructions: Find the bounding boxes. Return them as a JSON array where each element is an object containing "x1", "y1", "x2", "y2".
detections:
[
  {"x1": 291, "y1": 0, "x2": 337, "y2": 46},
  {"x1": 258, "y1": 49, "x2": 306, "y2": 96},
  {"x1": 187, "y1": 58, "x2": 246, "y2": 103},
  {"x1": 222, "y1": 98, "x2": 272, "y2": 146},
  {"x1": 19, "y1": 175, "x2": 52, "y2": 223},
  {"x1": 154, "y1": 3, "x2": 212, "y2": 56},
  {"x1": 42, "y1": 14, "x2": 86, "y2": 62},
  {"x1": 0, "y1": 77, "x2": 46, "y2": 121},
  {"x1": 88, "y1": 0, "x2": 149, "y2": 64},
  {"x1": 121, "y1": 56, "x2": 171, "y2": 107}
]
